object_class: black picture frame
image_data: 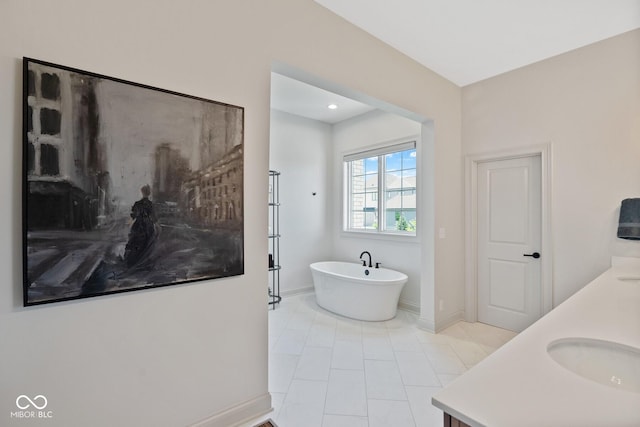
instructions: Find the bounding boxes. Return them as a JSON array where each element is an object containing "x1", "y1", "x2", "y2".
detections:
[{"x1": 23, "y1": 57, "x2": 244, "y2": 306}]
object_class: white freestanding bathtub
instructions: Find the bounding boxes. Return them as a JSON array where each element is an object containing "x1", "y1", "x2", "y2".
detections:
[{"x1": 310, "y1": 261, "x2": 408, "y2": 321}]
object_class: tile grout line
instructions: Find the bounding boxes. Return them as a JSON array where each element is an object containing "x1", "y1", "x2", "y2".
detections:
[{"x1": 267, "y1": 293, "x2": 516, "y2": 427}]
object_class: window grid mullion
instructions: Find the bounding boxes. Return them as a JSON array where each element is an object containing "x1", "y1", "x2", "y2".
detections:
[
  {"x1": 378, "y1": 155, "x2": 384, "y2": 231},
  {"x1": 348, "y1": 161, "x2": 354, "y2": 230}
]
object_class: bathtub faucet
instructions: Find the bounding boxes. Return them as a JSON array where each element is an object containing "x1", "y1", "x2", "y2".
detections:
[{"x1": 359, "y1": 251, "x2": 372, "y2": 267}]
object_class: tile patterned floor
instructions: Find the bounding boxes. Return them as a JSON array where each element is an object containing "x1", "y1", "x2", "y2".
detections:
[{"x1": 243, "y1": 293, "x2": 517, "y2": 427}]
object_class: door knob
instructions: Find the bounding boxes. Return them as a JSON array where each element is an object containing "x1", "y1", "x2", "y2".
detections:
[{"x1": 523, "y1": 252, "x2": 541, "y2": 259}]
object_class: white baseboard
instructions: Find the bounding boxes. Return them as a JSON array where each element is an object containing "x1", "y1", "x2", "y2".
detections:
[
  {"x1": 282, "y1": 290, "x2": 421, "y2": 315},
  {"x1": 398, "y1": 299, "x2": 420, "y2": 314},
  {"x1": 418, "y1": 310, "x2": 465, "y2": 334},
  {"x1": 190, "y1": 393, "x2": 272, "y2": 427},
  {"x1": 417, "y1": 317, "x2": 435, "y2": 333},
  {"x1": 435, "y1": 310, "x2": 465, "y2": 333},
  {"x1": 280, "y1": 286, "x2": 314, "y2": 298}
]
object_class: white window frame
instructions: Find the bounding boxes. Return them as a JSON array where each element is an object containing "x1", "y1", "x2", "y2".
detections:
[{"x1": 343, "y1": 139, "x2": 418, "y2": 237}]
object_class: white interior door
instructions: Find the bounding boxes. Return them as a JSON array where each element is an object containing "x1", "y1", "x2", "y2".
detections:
[{"x1": 477, "y1": 155, "x2": 541, "y2": 332}]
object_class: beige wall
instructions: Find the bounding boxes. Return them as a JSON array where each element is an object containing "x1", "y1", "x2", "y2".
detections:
[
  {"x1": 3, "y1": 2, "x2": 633, "y2": 424},
  {"x1": 0, "y1": 1, "x2": 462, "y2": 425},
  {"x1": 462, "y1": 29, "x2": 640, "y2": 306}
]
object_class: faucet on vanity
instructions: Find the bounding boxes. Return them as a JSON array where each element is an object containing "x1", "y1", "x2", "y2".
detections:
[{"x1": 359, "y1": 251, "x2": 372, "y2": 268}]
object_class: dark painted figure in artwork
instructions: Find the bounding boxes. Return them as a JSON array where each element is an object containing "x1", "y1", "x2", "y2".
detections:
[{"x1": 124, "y1": 185, "x2": 157, "y2": 267}]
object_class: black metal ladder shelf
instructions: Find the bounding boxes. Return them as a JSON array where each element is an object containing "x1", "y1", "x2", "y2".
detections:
[{"x1": 268, "y1": 170, "x2": 281, "y2": 307}]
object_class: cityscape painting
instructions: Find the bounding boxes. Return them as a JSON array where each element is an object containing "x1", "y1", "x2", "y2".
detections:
[{"x1": 22, "y1": 57, "x2": 244, "y2": 306}]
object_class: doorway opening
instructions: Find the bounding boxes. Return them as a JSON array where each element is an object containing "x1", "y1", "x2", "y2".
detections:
[{"x1": 268, "y1": 62, "x2": 432, "y2": 319}]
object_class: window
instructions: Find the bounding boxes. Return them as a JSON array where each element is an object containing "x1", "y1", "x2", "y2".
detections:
[
  {"x1": 41, "y1": 73, "x2": 61, "y2": 100},
  {"x1": 40, "y1": 144, "x2": 60, "y2": 176},
  {"x1": 27, "y1": 143, "x2": 35, "y2": 174},
  {"x1": 344, "y1": 141, "x2": 417, "y2": 234},
  {"x1": 40, "y1": 108, "x2": 61, "y2": 135},
  {"x1": 27, "y1": 70, "x2": 36, "y2": 96},
  {"x1": 27, "y1": 106, "x2": 33, "y2": 132},
  {"x1": 26, "y1": 67, "x2": 63, "y2": 177}
]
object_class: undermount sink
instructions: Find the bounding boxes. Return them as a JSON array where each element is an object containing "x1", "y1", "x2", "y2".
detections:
[{"x1": 547, "y1": 338, "x2": 640, "y2": 393}]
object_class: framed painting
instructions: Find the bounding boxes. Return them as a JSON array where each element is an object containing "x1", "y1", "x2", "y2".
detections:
[{"x1": 23, "y1": 57, "x2": 244, "y2": 306}]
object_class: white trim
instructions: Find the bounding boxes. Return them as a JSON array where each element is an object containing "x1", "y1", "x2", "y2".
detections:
[
  {"x1": 418, "y1": 312, "x2": 464, "y2": 334},
  {"x1": 280, "y1": 286, "x2": 314, "y2": 298},
  {"x1": 417, "y1": 316, "x2": 435, "y2": 333},
  {"x1": 281, "y1": 290, "x2": 421, "y2": 315},
  {"x1": 398, "y1": 299, "x2": 420, "y2": 314},
  {"x1": 435, "y1": 311, "x2": 465, "y2": 333},
  {"x1": 339, "y1": 229, "x2": 420, "y2": 243},
  {"x1": 190, "y1": 393, "x2": 272, "y2": 427},
  {"x1": 464, "y1": 143, "x2": 553, "y2": 324},
  {"x1": 341, "y1": 135, "x2": 421, "y2": 164},
  {"x1": 343, "y1": 140, "x2": 417, "y2": 162}
]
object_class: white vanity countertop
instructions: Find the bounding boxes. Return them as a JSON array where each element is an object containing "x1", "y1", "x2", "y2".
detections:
[{"x1": 432, "y1": 257, "x2": 640, "y2": 427}]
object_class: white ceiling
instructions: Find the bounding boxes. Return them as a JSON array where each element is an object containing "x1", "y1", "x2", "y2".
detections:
[
  {"x1": 314, "y1": 0, "x2": 640, "y2": 87},
  {"x1": 272, "y1": 0, "x2": 640, "y2": 124},
  {"x1": 270, "y1": 73, "x2": 375, "y2": 124}
]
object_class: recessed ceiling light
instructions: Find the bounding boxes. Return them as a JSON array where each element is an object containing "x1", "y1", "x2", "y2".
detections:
[{"x1": 327, "y1": 104, "x2": 338, "y2": 110}]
